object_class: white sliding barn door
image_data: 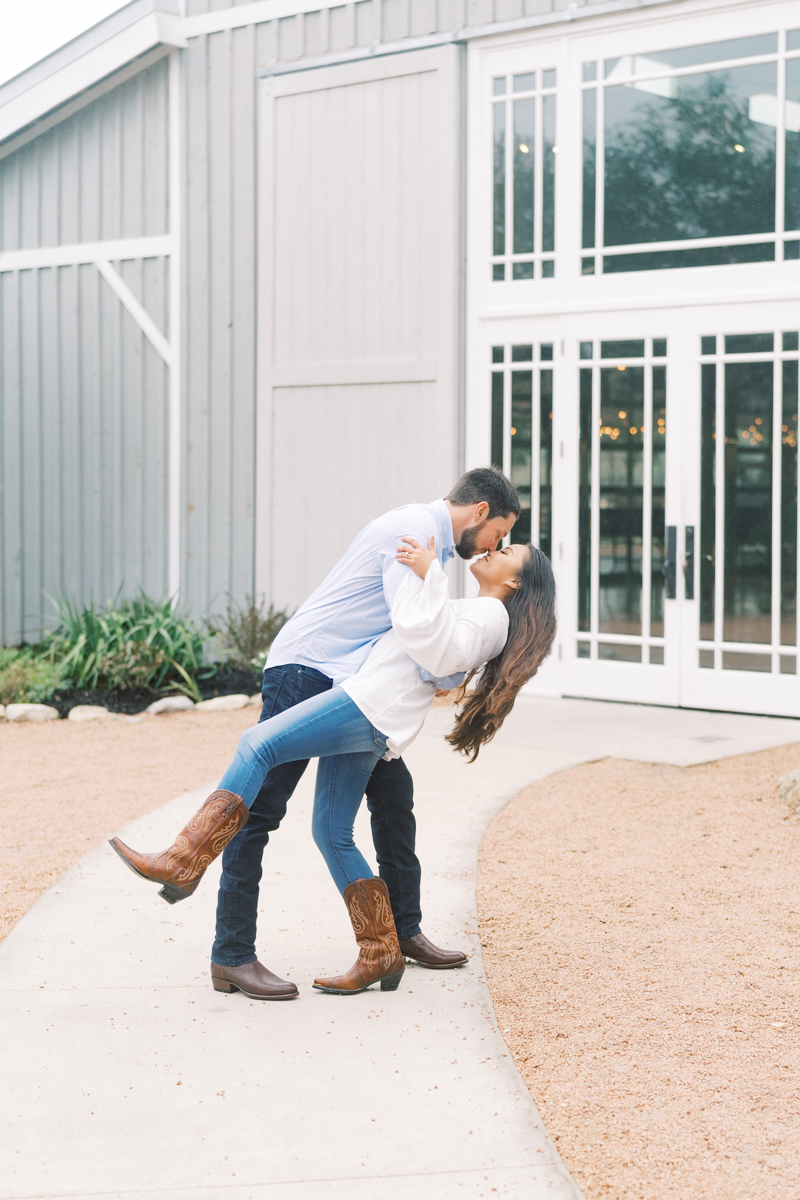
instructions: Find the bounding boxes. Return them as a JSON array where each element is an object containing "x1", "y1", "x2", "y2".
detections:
[{"x1": 256, "y1": 46, "x2": 462, "y2": 610}]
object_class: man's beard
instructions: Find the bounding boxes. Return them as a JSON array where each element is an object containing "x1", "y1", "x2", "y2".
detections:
[{"x1": 455, "y1": 522, "x2": 488, "y2": 560}]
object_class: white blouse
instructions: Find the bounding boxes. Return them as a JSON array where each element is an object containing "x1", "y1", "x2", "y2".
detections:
[{"x1": 341, "y1": 560, "x2": 509, "y2": 759}]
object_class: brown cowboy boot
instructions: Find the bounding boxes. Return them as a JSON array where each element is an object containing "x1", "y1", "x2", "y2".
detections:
[
  {"x1": 109, "y1": 789, "x2": 249, "y2": 905},
  {"x1": 313, "y1": 877, "x2": 405, "y2": 995},
  {"x1": 399, "y1": 931, "x2": 468, "y2": 969}
]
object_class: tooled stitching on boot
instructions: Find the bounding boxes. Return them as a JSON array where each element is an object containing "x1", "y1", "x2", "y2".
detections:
[{"x1": 163, "y1": 793, "x2": 247, "y2": 884}]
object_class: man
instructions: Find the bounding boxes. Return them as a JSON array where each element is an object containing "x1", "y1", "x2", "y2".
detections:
[{"x1": 209, "y1": 467, "x2": 520, "y2": 999}]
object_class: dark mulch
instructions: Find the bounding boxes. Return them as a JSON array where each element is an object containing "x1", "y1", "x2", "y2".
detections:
[
  {"x1": 48, "y1": 686, "x2": 160, "y2": 718},
  {"x1": 198, "y1": 667, "x2": 263, "y2": 701},
  {"x1": 48, "y1": 667, "x2": 263, "y2": 719}
]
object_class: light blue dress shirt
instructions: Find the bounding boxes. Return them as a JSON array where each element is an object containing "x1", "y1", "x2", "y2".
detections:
[{"x1": 267, "y1": 498, "x2": 461, "y2": 687}]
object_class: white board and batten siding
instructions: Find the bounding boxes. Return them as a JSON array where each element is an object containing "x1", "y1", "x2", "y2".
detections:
[
  {"x1": 256, "y1": 46, "x2": 464, "y2": 611},
  {"x1": 0, "y1": 59, "x2": 170, "y2": 644}
]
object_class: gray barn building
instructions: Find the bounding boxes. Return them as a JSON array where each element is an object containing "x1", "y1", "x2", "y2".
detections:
[{"x1": 2, "y1": 0, "x2": 799, "y2": 718}]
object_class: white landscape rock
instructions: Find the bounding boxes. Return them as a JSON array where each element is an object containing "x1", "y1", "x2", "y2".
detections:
[
  {"x1": 5, "y1": 703, "x2": 59, "y2": 723},
  {"x1": 146, "y1": 695, "x2": 195, "y2": 715},
  {"x1": 247, "y1": 693, "x2": 262, "y2": 706},
  {"x1": 0, "y1": 705, "x2": 5, "y2": 721},
  {"x1": 67, "y1": 705, "x2": 111, "y2": 723},
  {"x1": 778, "y1": 768, "x2": 800, "y2": 811},
  {"x1": 194, "y1": 694, "x2": 250, "y2": 713}
]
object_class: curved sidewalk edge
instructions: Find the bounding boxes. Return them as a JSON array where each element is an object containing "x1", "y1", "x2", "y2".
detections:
[{"x1": 0, "y1": 711, "x2": 591, "y2": 1200}]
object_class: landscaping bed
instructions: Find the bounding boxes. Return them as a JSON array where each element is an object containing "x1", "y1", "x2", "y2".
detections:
[
  {"x1": 46, "y1": 667, "x2": 263, "y2": 719},
  {"x1": 0, "y1": 591, "x2": 282, "y2": 717}
]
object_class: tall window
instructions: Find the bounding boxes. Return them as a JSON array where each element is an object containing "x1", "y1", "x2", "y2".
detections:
[
  {"x1": 581, "y1": 32, "x2": 800, "y2": 275},
  {"x1": 699, "y1": 331, "x2": 799, "y2": 674},
  {"x1": 576, "y1": 339, "x2": 667, "y2": 665},
  {"x1": 491, "y1": 71, "x2": 557, "y2": 281},
  {"x1": 490, "y1": 343, "x2": 554, "y2": 554}
]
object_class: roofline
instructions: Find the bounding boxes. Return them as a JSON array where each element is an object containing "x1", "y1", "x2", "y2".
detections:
[
  {"x1": 0, "y1": 0, "x2": 734, "y2": 153},
  {"x1": 0, "y1": 0, "x2": 185, "y2": 148}
]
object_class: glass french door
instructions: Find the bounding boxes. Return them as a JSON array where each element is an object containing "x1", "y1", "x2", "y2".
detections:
[
  {"x1": 550, "y1": 308, "x2": 800, "y2": 716},
  {"x1": 680, "y1": 316, "x2": 800, "y2": 716},
  {"x1": 557, "y1": 330, "x2": 681, "y2": 704}
]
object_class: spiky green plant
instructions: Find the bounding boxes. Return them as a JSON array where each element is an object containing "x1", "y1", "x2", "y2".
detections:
[{"x1": 41, "y1": 593, "x2": 211, "y2": 700}]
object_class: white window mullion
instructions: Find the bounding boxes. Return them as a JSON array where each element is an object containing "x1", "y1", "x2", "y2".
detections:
[
  {"x1": 772, "y1": 344, "x2": 783, "y2": 670},
  {"x1": 590, "y1": 362, "x2": 600, "y2": 652},
  {"x1": 534, "y1": 91, "x2": 543, "y2": 269},
  {"x1": 503, "y1": 362, "x2": 512, "y2": 497},
  {"x1": 595, "y1": 77, "x2": 605, "y2": 274},
  {"x1": 642, "y1": 356, "x2": 654, "y2": 651},
  {"x1": 776, "y1": 33, "x2": 787, "y2": 257},
  {"x1": 714, "y1": 347, "x2": 725, "y2": 668},
  {"x1": 505, "y1": 94, "x2": 513, "y2": 269},
  {"x1": 531, "y1": 362, "x2": 542, "y2": 543},
  {"x1": 796, "y1": 356, "x2": 800, "y2": 655}
]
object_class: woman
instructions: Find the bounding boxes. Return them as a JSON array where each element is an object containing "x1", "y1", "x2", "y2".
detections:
[{"x1": 110, "y1": 536, "x2": 556, "y2": 995}]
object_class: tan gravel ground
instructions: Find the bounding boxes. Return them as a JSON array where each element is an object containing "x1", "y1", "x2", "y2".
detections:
[
  {"x1": 478, "y1": 744, "x2": 800, "y2": 1200},
  {"x1": 4, "y1": 713, "x2": 799, "y2": 1198},
  {"x1": 0, "y1": 709, "x2": 259, "y2": 943}
]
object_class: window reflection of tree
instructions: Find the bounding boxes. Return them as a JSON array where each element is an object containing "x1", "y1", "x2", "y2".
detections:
[
  {"x1": 723, "y1": 362, "x2": 773, "y2": 645},
  {"x1": 599, "y1": 368, "x2": 644, "y2": 635},
  {"x1": 603, "y1": 68, "x2": 777, "y2": 247}
]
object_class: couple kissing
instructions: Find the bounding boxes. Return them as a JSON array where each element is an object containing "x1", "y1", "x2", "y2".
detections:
[{"x1": 110, "y1": 467, "x2": 557, "y2": 999}]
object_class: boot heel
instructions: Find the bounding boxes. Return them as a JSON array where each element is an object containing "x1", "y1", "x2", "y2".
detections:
[
  {"x1": 158, "y1": 882, "x2": 191, "y2": 905},
  {"x1": 212, "y1": 977, "x2": 235, "y2": 993},
  {"x1": 380, "y1": 970, "x2": 404, "y2": 992}
]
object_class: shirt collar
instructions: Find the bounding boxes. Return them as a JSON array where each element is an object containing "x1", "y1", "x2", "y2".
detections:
[{"x1": 429, "y1": 498, "x2": 455, "y2": 563}]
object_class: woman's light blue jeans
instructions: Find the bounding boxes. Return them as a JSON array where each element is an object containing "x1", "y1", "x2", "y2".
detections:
[{"x1": 217, "y1": 686, "x2": 388, "y2": 894}]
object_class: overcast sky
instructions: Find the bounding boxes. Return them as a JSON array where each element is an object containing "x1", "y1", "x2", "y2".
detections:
[{"x1": 0, "y1": 0, "x2": 130, "y2": 86}]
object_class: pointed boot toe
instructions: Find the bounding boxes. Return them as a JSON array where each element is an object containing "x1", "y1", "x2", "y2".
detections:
[
  {"x1": 399, "y1": 931, "x2": 468, "y2": 969},
  {"x1": 109, "y1": 790, "x2": 249, "y2": 904}
]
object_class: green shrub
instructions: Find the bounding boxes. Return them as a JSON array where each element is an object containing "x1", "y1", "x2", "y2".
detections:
[
  {"x1": 205, "y1": 594, "x2": 290, "y2": 668},
  {"x1": 0, "y1": 649, "x2": 63, "y2": 705},
  {"x1": 41, "y1": 593, "x2": 211, "y2": 700}
]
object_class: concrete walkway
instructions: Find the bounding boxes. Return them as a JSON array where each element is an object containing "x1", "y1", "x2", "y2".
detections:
[{"x1": 2, "y1": 697, "x2": 798, "y2": 1200}]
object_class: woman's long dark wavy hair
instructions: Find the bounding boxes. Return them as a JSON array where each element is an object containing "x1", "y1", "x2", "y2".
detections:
[{"x1": 446, "y1": 545, "x2": 556, "y2": 762}]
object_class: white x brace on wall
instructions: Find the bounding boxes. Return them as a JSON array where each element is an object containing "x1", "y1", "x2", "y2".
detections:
[{"x1": 0, "y1": 51, "x2": 183, "y2": 599}]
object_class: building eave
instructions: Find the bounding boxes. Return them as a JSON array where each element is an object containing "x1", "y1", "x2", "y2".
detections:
[{"x1": 0, "y1": 0, "x2": 186, "y2": 149}]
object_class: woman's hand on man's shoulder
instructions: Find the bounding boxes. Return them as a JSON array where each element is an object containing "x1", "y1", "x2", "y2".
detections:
[{"x1": 396, "y1": 535, "x2": 437, "y2": 580}]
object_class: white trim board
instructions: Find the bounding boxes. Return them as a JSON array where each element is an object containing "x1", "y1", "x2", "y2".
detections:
[
  {"x1": 478, "y1": 281, "x2": 800, "y2": 321},
  {"x1": 0, "y1": 1, "x2": 179, "y2": 104},
  {"x1": 0, "y1": 235, "x2": 172, "y2": 273},
  {"x1": 265, "y1": 43, "x2": 444, "y2": 93},
  {"x1": 262, "y1": 32, "x2": 460, "y2": 77},
  {"x1": 95, "y1": 259, "x2": 173, "y2": 366},
  {"x1": 187, "y1": 0, "x2": 685, "y2": 41},
  {"x1": 184, "y1": 0, "x2": 343, "y2": 37},
  {"x1": 167, "y1": 48, "x2": 182, "y2": 600},
  {"x1": 272, "y1": 360, "x2": 438, "y2": 387},
  {"x1": 0, "y1": 10, "x2": 185, "y2": 146},
  {"x1": 0, "y1": 46, "x2": 172, "y2": 166}
]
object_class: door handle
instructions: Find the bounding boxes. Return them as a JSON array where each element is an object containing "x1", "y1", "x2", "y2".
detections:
[
  {"x1": 684, "y1": 526, "x2": 695, "y2": 600},
  {"x1": 665, "y1": 526, "x2": 677, "y2": 599}
]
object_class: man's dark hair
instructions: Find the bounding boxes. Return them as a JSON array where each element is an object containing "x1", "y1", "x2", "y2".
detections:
[{"x1": 446, "y1": 467, "x2": 521, "y2": 520}]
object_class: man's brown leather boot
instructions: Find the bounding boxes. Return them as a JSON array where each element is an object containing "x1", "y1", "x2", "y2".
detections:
[
  {"x1": 211, "y1": 960, "x2": 298, "y2": 1000},
  {"x1": 109, "y1": 789, "x2": 249, "y2": 904},
  {"x1": 313, "y1": 877, "x2": 405, "y2": 995},
  {"x1": 399, "y1": 932, "x2": 468, "y2": 969}
]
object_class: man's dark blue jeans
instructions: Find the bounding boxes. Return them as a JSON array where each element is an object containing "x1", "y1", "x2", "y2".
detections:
[{"x1": 211, "y1": 662, "x2": 423, "y2": 966}]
